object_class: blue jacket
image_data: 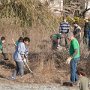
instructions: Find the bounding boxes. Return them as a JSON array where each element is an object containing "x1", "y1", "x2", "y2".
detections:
[{"x1": 14, "y1": 42, "x2": 29, "y2": 62}]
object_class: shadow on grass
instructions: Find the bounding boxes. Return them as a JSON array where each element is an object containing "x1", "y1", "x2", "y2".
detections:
[{"x1": 0, "y1": 60, "x2": 15, "y2": 69}]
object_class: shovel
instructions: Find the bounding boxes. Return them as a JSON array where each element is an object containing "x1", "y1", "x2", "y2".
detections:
[{"x1": 22, "y1": 58, "x2": 34, "y2": 75}]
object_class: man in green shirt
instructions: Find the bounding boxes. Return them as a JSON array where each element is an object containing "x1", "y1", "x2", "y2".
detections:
[
  {"x1": 0, "y1": 37, "x2": 8, "y2": 60},
  {"x1": 66, "y1": 32, "x2": 80, "y2": 84},
  {"x1": 50, "y1": 33, "x2": 61, "y2": 50}
]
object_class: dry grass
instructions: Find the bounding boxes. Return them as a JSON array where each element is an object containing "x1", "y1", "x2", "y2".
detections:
[{"x1": 0, "y1": 0, "x2": 89, "y2": 85}]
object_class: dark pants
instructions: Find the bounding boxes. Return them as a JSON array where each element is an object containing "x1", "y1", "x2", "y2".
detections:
[
  {"x1": 86, "y1": 30, "x2": 90, "y2": 50},
  {"x1": 12, "y1": 61, "x2": 24, "y2": 79},
  {"x1": 61, "y1": 33, "x2": 68, "y2": 48},
  {"x1": 70, "y1": 57, "x2": 80, "y2": 83},
  {"x1": 88, "y1": 36, "x2": 90, "y2": 50}
]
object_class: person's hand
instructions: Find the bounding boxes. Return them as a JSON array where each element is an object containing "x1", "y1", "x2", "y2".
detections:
[
  {"x1": 21, "y1": 55, "x2": 25, "y2": 60},
  {"x1": 63, "y1": 47, "x2": 66, "y2": 50},
  {"x1": 23, "y1": 58, "x2": 27, "y2": 63},
  {"x1": 57, "y1": 44, "x2": 60, "y2": 47},
  {"x1": 66, "y1": 57, "x2": 72, "y2": 64},
  {"x1": 57, "y1": 45, "x2": 62, "y2": 51}
]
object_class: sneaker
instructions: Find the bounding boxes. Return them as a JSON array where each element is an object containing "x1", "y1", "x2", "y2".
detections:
[
  {"x1": 72, "y1": 81, "x2": 78, "y2": 86},
  {"x1": 8, "y1": 77, "x2": 16, "y2": 80},
  {"x1": 4, "y1": 58, "x2": 9, "y2": 60},
  {"x1": 63, "y1": 81, "x2": 73, "y2": 87}
]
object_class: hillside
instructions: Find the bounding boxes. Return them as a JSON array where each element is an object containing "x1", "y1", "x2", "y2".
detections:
[
  {"x1": 0, "y1": 0, "x2": 59, "y2": 28},
  {"x1": 0, "y1": 0, "x2": 90, "y2": 89}
]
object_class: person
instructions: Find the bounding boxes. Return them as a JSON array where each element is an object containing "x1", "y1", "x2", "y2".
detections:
[
  {"x1": 59, "y1": 18, "x2": 70, "y2": 48},
  {"x1": 0, "y1": 37, "x2": 8, "y2": 60},
  {"x1": 83, "y1": 18, "x2": 90, "y2": 50},
  {"x1": 66, "y1": 32, "x2": 80, "y2": 84},
  {"x1": 15, "y1": 37, "x2": 23, "y2": 46},
  {"x1": 77, "y1": 68, "x2": 89, "y2": 90},
  {"x1": 73, "y1": 23, "x2": 81, "y2": 44},
  {"x1": 50, "y1": 33, "x2": 61, "y2": 50},
  {"x1": 11, "y1": 37, "x2": 30, "y2": 80},
  {"x1": 12, "y1": 37, "x2": 23, "y2": 46}
]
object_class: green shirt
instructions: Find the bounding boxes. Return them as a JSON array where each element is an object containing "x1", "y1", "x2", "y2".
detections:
[
  {"x1": 52, "y1": 34, "x2": 61, "y2": 48},
  {"x1": 69, "y1": 38, "x2": 80, "y2": 59},
  {"x1": 0, "y1": 40, "x2": 3, "y2": 51},
  {"x1": 15, "y1": 41, "x2": 19, "y2": 46},
  {"x1": 52, "y1": 34, "x2": 61, "y2": 40}
]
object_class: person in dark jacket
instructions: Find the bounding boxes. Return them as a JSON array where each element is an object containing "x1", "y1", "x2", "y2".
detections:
[
  {"x1": 0, "y1": 37, "x2": 8, "y2": 60},
  {"x1": 83, "y1": 18, "x2": 90, "y2": 50}
]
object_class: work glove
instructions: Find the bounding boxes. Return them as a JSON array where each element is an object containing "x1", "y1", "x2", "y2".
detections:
[
  {"x1": 23, "y1": 58, "x2": 27, "y2": 63},
  {"x1": 57, "y1": 45, "x2": 62, "y2": 51},
  {"x1": 66, "y1": 57, "x2": 72, "y2": 64}
]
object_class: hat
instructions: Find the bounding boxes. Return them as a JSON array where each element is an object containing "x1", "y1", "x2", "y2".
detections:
[
  {"x1": 74, "y1": 24, "x2": 78, "y2": 27},
  {"x1": 67, "y1": 32, "x2": 74, "y2": 39}
]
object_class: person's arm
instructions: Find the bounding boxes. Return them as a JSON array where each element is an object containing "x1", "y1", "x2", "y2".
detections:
[
  {"x1": 57, "y1": 34, "x2": 61, "y2": 47},
  {"x1": 25, "y1": 47, "x2": 29, "y2": 58},
  {"x1": 59, "y1": 23, "x2": 62, "y2": 33},
  {"x1": 75, "y1": 29, "x2": 81, "y2": 38},
  {"x1": 12, "y1": 39, "x2": 16, "y2": 45},
  {"x1": 80, "y1": 32, "x2": 81, "y2": 38},
  {"x1": 57, "y1": 39, "x2": 60, "y2": 46},
  {"x1": 0, "y1": 40, "x2": 3, "y2": 51},
  {"x1": 18, "y1": 43, "x2": 26, "y2": 60},
  {"x1": 0, "y1": 45, "x2": 2, "y2": 51},
  {"x1": 66, "y1": 50, "x2": 78, "y2": 64},
  {"x1": 66, "y1": 40, "x2": 79, "y2": 64},
  {"x1": 76, "y1": 32, "x2": 81, "y2": 37},
  {"x1": 70, "y1": 49, "x2": 78, "y2": 58}
]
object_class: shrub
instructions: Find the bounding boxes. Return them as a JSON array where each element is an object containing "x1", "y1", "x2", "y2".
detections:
[
  {"x1": 66, "y1": 16, "x2": 75, "y2": 24},
  {"x1": 0, "y1": 0, "x2": 59, "y2": 30}
]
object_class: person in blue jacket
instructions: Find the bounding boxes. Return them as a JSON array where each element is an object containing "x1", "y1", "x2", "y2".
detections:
[{"x1": 11, "y1": 37, "x2": 30, "y2": 80}]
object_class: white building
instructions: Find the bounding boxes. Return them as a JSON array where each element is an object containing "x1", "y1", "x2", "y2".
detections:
[
  {"x1": 49, "y1": 0, "x2": 63, "y2": 15},
  {"x1": 40, "y1": 0, "x2": 63, "y2": 16},
  {"x1": 85, "y1": 0, "x2": 90, "y2": 18}
]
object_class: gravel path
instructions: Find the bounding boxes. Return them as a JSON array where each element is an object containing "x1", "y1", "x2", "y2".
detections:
[
  {"x1": 0, "y1": 78, "x2": 79, "y2": 90},
  {"x1": 0, "y1": 83, "x2": 79, "y2": 90}
]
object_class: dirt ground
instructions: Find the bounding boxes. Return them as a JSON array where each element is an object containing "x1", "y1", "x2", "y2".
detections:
[
  {"x1": 0, "y1": 50, "x2": 68, "y2": 84},
  {"x1": 0, "y1": 78, "x2": 80, "y2": 90},
  {"x1": 0, "y1": 18, "x2": 89, "y2": 88},
  {"x1": 0, "y1": 48, "x2": 89, "y2": 85}
]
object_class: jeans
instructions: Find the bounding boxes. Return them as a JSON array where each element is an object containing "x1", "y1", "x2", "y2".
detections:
[
  {"x1": 12, "y1": 61, "x2": 24, "y2": 79},
  {"x1": 87, "y1": 30, "x2": 90, "y2": 50},
  {"x1": 70, "y1": 57, "x2": 80, "y2": 83}
]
